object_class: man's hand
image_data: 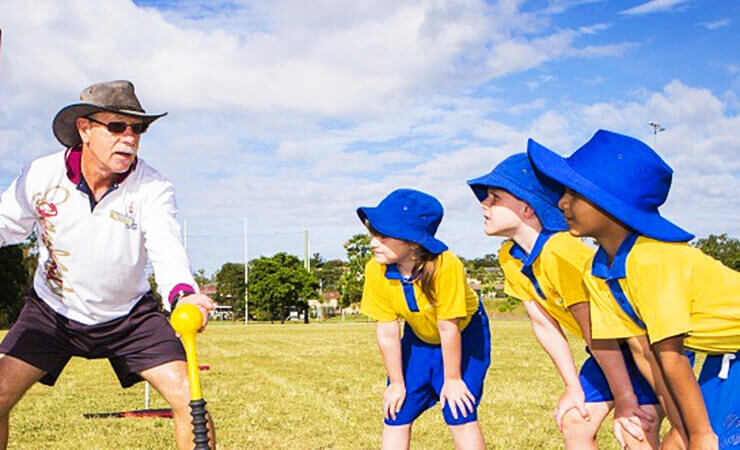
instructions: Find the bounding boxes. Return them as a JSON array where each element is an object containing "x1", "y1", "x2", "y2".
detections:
[
  {"x1": 554, "y1": 385, "x2": 590, "y2": 432},
  {"x1": 178, "y1": 293, "x2": 215, "y2": 331},
  {"x1": 383, "y1": 381, "x2": 406, "y2": 421},
  {"x1": 440, "y1": 378, "x2": 476, "y2": 420},
  {"x1": 612, "y1": 394, "x2": 655, "y2": 447}
]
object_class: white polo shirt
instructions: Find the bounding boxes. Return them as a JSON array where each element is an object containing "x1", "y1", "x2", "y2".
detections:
[{"x1": 0, "y1": 147, "x2": 197, "y2": 325}]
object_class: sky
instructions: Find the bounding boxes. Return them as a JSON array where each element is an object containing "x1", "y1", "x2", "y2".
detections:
[{"x1": 0, "y1": 0, "x2": 738, "y2": 274}]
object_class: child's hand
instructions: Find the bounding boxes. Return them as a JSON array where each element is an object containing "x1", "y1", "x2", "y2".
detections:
[
  {"x1": 383, "y1": 382, "x2": 406, "y2": 421},
  {"x1": 689, "y1": 432, "x2": 718, "y2": 450},
  {"x1": 440, "y1": 378, "x2": 476, "y2": 420},
  {"x1": 612, "y1": 395, "x2": 655, "y2": 447},
  {"x1": 553, "y1": 385, "x2": 590, "y2": 432}
]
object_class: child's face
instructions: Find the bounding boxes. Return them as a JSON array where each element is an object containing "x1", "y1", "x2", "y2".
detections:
[
  {"x1": 480, "y1": 188, "x2": 527, "y2": 236},
  {"x1": 369, "y1": 233, "x2": 414, "y2": 265},
  {"x1": 558, "y1": 188, "x2": 612, "y2": 237}
]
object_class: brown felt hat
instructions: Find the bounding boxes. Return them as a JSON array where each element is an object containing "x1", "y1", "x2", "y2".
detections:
[{"x1": 52, "y1": 80, "x2": 167, "y2": 148}]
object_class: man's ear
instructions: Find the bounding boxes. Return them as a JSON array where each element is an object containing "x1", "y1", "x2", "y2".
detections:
[{"x1": 76, "y1": 117, "x2": 90, "y2": 145}]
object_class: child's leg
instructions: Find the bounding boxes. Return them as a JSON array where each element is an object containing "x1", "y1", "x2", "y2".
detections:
[
  {"x1": 447, "y1": 421, "x2": 485, "y2": 450},
  {"x1": 560, "y1": 400, "x2": 610, "y2": 450},
  {"x1": 382, "y1": 424, "x2": 412, "y2": 450}
]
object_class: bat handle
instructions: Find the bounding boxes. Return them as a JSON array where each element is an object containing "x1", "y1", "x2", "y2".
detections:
[{"x1": 189, "y1": 398, "x2": 210, "y2": 450}]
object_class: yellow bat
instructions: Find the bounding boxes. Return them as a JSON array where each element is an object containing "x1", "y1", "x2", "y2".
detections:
[{"x1": 170, "y1": 304, "x2": 210, "y2": 449}]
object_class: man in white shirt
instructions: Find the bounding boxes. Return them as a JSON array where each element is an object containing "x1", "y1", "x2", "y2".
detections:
[{"x1": 0, "y1": 80, "x2": 216, "y2": 449}]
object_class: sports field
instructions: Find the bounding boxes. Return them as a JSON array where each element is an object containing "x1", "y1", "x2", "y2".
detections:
[{"x1": 4, "y1": 318, "x2": 674, "y2": 449}]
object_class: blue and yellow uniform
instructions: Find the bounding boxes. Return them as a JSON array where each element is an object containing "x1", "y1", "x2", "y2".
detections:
[
  {"x1": 361, "y1": 250, "x2": 491, "y2": 425},
  {"x1": 500, "y1": 230, "x2": 658, "y2": 404},
  {"x1": 586, "y1": 234, "x2": 740, "y2": 445}
]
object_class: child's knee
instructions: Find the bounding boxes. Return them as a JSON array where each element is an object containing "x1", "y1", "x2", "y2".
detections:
[{"x1": 561, "y1": 408, "x2": 598, "y2": 439}]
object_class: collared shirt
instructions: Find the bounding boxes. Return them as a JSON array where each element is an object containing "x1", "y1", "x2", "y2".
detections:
[
  {"x1": 586, "y1": 234, "x2": 740, "y2": 353},
  {"x1": 0, "y1": 147, "x2": 197, "y2": 325},
  {"x1": 499, "y1": 231, "x2": 593, "y2": 339},
  {"x1": 360, "y1": 250, "x2": 479, "y2": 345}
]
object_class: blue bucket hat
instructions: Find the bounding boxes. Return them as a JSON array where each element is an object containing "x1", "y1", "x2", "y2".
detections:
[
  {"x1": 357, "y1": 188, "x2": 448, "y2": 254},
  {"x1": 467, "y1": 152, "x2": 568, "y2": 232},
  {"x1": 527, "y1": 129, "x2": 693, "y2": 242}
]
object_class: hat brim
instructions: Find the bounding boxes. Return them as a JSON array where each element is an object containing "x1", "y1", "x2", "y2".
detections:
[
  {"x1": 467, "y1": 171, "x2": 567, "y2": 232},
  {"x1": 357, "y1": 207, "x2": 448, "y2": 255},
  {"x1": 527, "y1": 139, "x2": 693, "y2": 242},
  {"x1": 52, "y1": 103, "x2": 167, "y2": 148}
]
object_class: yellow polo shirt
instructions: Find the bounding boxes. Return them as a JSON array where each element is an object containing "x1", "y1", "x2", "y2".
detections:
[
  {"x1": 587, "y1": 234, "x2": 740, "y2": 354},
  {"x1": 360, "y1": 250, "x2": 479, "y2": 345},
  {"x1": 499, "y1": 231, "x2": 593, "y2": 338}
]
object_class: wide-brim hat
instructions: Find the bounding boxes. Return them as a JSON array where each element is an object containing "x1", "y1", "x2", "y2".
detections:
[
  {"x1": 357, "y1": 188, "x2": 448, "y2": 255},
  {"x1": 467, "y1": 151, "x2": 567, "y2": 232},
  {"x1": 527, "y1": 130, "x2": 693, "y2": 242},
  {"x1": 53, "y1": 80, "x2": 167, "y2": 148}
]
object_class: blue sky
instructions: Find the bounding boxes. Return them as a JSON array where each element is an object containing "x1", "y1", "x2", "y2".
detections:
[{"x1": 1, "y1": 0, "x2": 738, "y2": 274}]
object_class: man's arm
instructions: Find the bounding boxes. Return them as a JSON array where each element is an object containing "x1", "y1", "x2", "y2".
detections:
[
  {"x1": 652, "y1": 335, "x2": 718, "y2": 448},
  {"x1": 141, "y1": 178, "x2": 213, "y2": 324},
  {"x1": 523, "y1": 300, "x2": 590, "y2": 430},
  {"x1": 376, "y1": 320, "x2": 405, "y2": 421},
  {"x1": 0, "y1": 170, "x2": 37, "y2": 247}
]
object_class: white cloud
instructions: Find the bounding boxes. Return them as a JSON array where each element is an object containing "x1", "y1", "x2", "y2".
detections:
[
  {"x1": 0, "y1": 1, "x2": 736, "y2": 268},
  {"x1": 698, "y1": 18, "x2": 731, "y2": 30},
  {"x1": 620, "y1": 0, "x2": 690, "y2": 16}
]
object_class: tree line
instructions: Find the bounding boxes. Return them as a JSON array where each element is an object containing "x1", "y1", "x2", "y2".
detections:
[{"x1": 0, "y1": 233, "x2": 738, "y2": 327}]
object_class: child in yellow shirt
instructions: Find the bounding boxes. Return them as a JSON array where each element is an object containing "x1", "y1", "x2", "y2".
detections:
[
  {"x1": 529, "y1": 129, "x2": 740, "y2": 449},
  {"x1": 468, "y1": 151, "x2": 661, "y2": 449},
  {"x1": 359, "y1": 188, "x2": 490, "y2": 449}
]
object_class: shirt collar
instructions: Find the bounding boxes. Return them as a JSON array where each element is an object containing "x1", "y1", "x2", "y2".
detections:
[
  {"x1": 384, "y1": 264, "x2": 417, "y2": 284},
  {"x1": 509, "y1": 229, "x2": 556, "y2": 271},
  {"x1": 591, "y1": 232, "x2": 640, "y2": 280},
  {"x1": 64, "y1": 145, "x2": 138, "y2": 185}
]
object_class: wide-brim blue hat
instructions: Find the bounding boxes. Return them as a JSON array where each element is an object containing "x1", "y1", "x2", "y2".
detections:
[
  {"x1": 467, "y1": 152, "x2": 567, "y2": 232},
  {"x1": 527, "y1": 130, "x2": 693, "y2": 242},
  {"x1": 357, "y1": 188, "x2": 448, "y2": 255}
]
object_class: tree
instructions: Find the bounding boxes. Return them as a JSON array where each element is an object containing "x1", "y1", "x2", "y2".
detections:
[
  {"x1": 692, "y1": 233, "x2": 739, "y2": 270},
  {"x1": 193, "y1": 268, "x2": 210, "y2": 287},
  {"x1": 0, "y1": 242, "x2": 35, "y2": 328},
  {"x1": 248, "y1": 253, "x2": 318, "y2": 323},
  {"x1": 215, "y1": 262, "x2": 246, "y2": 317},
  {"x1": 338, "y1": 234, "x2": 371, "y2": 308}
]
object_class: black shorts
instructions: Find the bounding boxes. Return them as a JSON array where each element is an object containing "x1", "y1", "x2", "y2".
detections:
[{"x1": 0, "y1": 290, "x2": 186, "y2": 387}]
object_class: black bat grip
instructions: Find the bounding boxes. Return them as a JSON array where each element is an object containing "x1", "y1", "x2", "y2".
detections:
[{"x1": 189, "y1": 399, "x2": 210, "y2": 450}]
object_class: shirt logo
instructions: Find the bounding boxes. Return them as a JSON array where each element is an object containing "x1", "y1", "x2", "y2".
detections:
[{"x1": 110, "y1": 210, "x2": 138, "y2": 230}]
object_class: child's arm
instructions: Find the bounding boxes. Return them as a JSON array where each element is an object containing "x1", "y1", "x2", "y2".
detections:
[
  {"x1": 438, "y1": 318, "x2": 476, "y2": 420},
  {"x1": 522, "y1": 300, "x2": 590, "y2": 431},
  {"x1": 569, "y1": 303, "x2": 656, "y2": 445},
  {"x1": 652, "y1": 335, "x2": 718, "y2": 449},
  {"x1": 376, "y1": 320, "x2": 405, "y2": 421},
  {"x1": 625, "y1": 335, "x2": 688, "y2": 446}
]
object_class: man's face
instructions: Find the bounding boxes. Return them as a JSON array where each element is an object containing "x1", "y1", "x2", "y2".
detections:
[
  {"x1": 77, "y1": 112, "x2": 144, "y2": 174},
  {"x1": 479, "y1": 188, "x2": 527, "y2": 236},
  {"x1": 558, "y1": 188, "x2": 612, "y2": 238}
]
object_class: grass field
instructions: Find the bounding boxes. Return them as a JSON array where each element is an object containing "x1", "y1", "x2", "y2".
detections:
[{"x1": 3, "y1": 318, "x2": 684, "y2": 449}]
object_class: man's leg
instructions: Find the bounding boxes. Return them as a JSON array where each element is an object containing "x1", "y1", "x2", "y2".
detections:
[
  {"x1": 140, "y1": 360, "x2": 216, "y2": 450},
  {"x1": 560, "y1": 401, "x2": 611, "y2": 450},
  {"x1": 0, "y1": 355, "x2": 46, "y2": 450},
  {"x1": 381, "y1": 423, "x2": 412, "y2": 450}
]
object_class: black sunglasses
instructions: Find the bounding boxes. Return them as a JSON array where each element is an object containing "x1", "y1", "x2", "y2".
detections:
[{"x1": 86, "y1": 117, "x2": 149, "y2": 135}]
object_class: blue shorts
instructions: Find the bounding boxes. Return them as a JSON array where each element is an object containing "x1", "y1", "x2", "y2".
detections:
[
  {"x1": 698, "y1": 351, "x2": 740, "y2": 449},
  {"x1": 385, "y1": 304, "x2": 491, "y2": 426},
  {"x1": 579, "y1": 344, "x2": 658, "y2": 405}
]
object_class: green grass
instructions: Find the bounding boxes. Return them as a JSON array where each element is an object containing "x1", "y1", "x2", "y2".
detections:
[{"x1": 4, "y1": 320, "x2": 673, "y2": 449}]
